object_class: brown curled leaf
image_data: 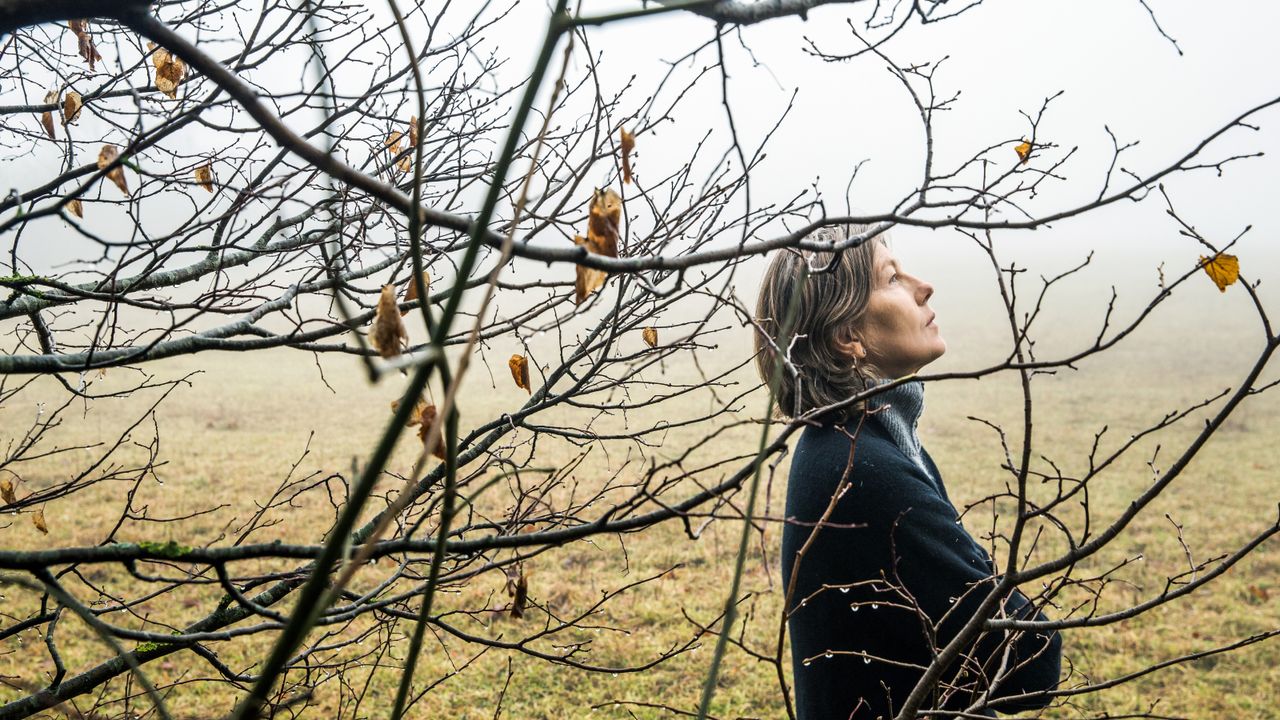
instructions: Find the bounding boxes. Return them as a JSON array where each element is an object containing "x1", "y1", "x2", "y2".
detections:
[
  {"x1": 505, "y1": 566, "x2": 529, "y2": 619},
  {"x1": 572, "y1": 188, "x2": 622, "y2": 304},
  {"x1": 1, "y1": 478, "x2": 16, "y2": 505},
  {"x1": 370, "y1": 284, "x2": 408, "y2": 358},
  {"x1": 194, "y1": 164, "x2": 214, "y2": 192},
  {"x1": 416, "y1": 403, "x2": 447, "y2": 460},
  {"x1": 620, "y1": 127, "x2": 636, "y2": 184},
  {"x1": 62, "y1": 91, "x2": 83, "y2": 126},
  {"x1": 401, "y1": 272, "x2": 429, "y2": 316},
  {"x1": 642, "y1": 327, "x2": 658, "y2": 348},
  {"x1": 67, "y1": 199, "x2": 83, "y2": 218},
  {"x1": 508, "y1": 354, "x2": 531, "y2": 394},
  {"x1": 40, "y1": 91, "x2": 58, "y2": 140},
  {"x1": 97, "y1": 145, "x2": 129, "y2": 195},
  {"x1": 32, "y1": 508, "x2": 48, "y2": 534}
]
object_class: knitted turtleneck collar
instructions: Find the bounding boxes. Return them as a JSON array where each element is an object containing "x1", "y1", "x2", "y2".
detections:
[{"x1": 868, "y1": 380, "x2": 930, "y2": 478}]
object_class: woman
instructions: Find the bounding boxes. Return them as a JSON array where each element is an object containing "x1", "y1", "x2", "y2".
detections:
[{"x1": 754, "y1": 226, "x2": 1061, "y2": 719}]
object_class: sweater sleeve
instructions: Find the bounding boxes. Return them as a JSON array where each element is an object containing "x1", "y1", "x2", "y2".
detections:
[{"x1": 843, "y1": 444, "x2": 1062, "y2": 712}]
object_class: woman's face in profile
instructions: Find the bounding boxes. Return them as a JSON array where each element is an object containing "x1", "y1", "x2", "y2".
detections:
[{"x1": 857, "y1": 243, "x2": 947, "y2": 378}]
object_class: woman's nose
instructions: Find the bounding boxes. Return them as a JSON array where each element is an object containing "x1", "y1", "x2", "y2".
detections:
[{"x1": 916, "y1": 277, "x2": 934, "y2": 304}]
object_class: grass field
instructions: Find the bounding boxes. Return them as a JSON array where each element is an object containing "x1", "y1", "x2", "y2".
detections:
[{"x1": 2, "y1": 255, "x2": 1279, "y2": 719}]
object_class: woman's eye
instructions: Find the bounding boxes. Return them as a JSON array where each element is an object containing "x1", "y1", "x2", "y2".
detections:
[{"x1": 889, "y1": 273, "x2": 900, "y2": 283}]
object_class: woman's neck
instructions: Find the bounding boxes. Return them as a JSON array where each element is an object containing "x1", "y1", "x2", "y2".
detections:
[{"x1": 868, "y1": 379, "x2": 929, "y2": 476}]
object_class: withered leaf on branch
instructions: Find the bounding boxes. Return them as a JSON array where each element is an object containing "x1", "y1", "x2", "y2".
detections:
[
  {"x1": 620, "y1": 127, "x2": 636, "y2": 184},
  {"x1": 573, "y1": 188, "x2": 622, "y2": 304},
  {"x1": 32, "y1": 508, "x2": 48, "y2": 534},
  {"x1": 370, "y1": 284, "x2": 408, "y2": 358},
  {"x1": 67, "y1": 199, "x2": 84, "y2": 218},
  {"x1": 97, "y1": 145, "x2": 129, "y2": 195},
  {"x1": 390, "y1": 398, "x2": 446, "y2": 459},
  {"x1": 62, "y1": 91, "x2": 83, "y2": 126},
  {"x1": 642, "y1": 327, "x2": 658, "y2": 348},
  {"x1": 194, "y1": 164, "x2": 215, "y2": 192},
  {"x1": 0, "y1": 477, "x2": 16, "y2": 505},
  {"x1": 1014, "y1": 140, "x2": 1032, "y2": 164},
  {"x1": 508, "y1": 354, "x2": 531, "y2": 394},
  {"x1": 40, "y1": 91, "x2": 58, "y2": 140},
  {"x1": 385, "y1": 130, "x2": 403, "y2": 156},
  {"x1": 416, "y1": 403, "x2": 447, "y2": 460},
  {"x1": 401, "y1": 272, "x2": 430, "y2": 315},
  {"x1": 505, "y1": 567, "x2": 529, "y2": 619},
  {"x1": 395, "y1": 116, "x2": 419, "y2": 174},
  {"x1": 148, "y1": 43, "x2": 185, "y2": 99},
  {"x1": 69, "y1": 20, "x2": 102, "y2": 71},
  {"x1": 1200, "y1": 253, "x2": 1240, "y2": 293}
]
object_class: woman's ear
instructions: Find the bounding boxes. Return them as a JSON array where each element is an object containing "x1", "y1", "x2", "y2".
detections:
[{"x1": 841, "y1": 337, "x2": 867, "y2": 360}]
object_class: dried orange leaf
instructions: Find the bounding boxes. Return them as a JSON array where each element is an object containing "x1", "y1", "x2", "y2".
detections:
[
  {"x1": 0, "y1": 478, "x2": 16, "y2": 505},
  {"x1": 32, "y1": 508, "x2": 48, "y2": 534},
  {"x1": 194, "y1": 163, "x2": 214, "y2": 192},
  {"x1": 97, "y1": 145, "x2": 129, "y2": 195},
  {"x1": 572, "y1": 188, "x2": 623, "y2": 304},
  {"x1": 68, "y1": 19, "x2": 87, "y2": 34},
  {"x1": 572, "y1": 235, "x2": 608, "y2": 305},
  {"x1": 508, "y1": 354, "x2": 531, "y2": 394},
  {"x1": 40, "y1": 91, "x2": 58, "y2": 140},
  {"x1": 67, "y1": 198, "x2": 83, "y2": 218},
  {"x1": 620, "y1": 127, "x2": 636, "y2": 184},
  {"x1": 1014, "y1": 140, "x2": 1032, "y2": 164},
  {"x1": 77, "y1": 32, "x2": 102, "y2": 71},
  {"x1": 1200, "y1": 253, "x2": 1239, "y2": 292},
  {"x1": 408, "y1": 115, "x2": 419, "y2": 149},
  {"x1": 587, "y1": 187, "x2": 622, "y2": 258},
  {"x1": 416, "y1": 403, "x2": 447, "y2": 460},
  {"x1": 505, "y1": 567, "x2": 529, "y2": 619},
  {"x1": 385, "y1": 130, "x2": 403, "y2": 155},
  {"x1": 642, "y1": 327, "x2": 658, "y2": 348},
  {"x1": 155, "y1": 53, "x2": 185, "y2": 99},
  {"x1": 370, "y1": 284, "x2": 408, "y2": 358},
  {"x1": 62, "y1": 91, "x2": 83, "y2": 126},
  {"x1": 401, "y1": 273, "x2": 430, "y2": 316}
]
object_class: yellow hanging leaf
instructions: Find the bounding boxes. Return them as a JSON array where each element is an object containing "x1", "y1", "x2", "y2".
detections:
[
  {"x1": 0, "y1": 478, "x2": 16, "y2": 505},
  {"x1": 194, "y1": 164, "x2": 214, "y2": 192},
  {"x1": 40, "y1": 91, "x2": 58, "y2": 140},
  {"x1": 400, "y1": 272, "x2": 430, "y2": 316},
  {"x1": 97, "y1": 145, "x2": 129, "y2": 194},
  {"x1": 67, "y1": 198, "x2": 83, "y2": 218},
  {"x1": 32, "y1": 508, "x2": 48, "y2": 534},
  {"x1": 1200, "y1": 253, "x2": 1239, "y2": 293},
  {"x1": 508, "y1": 354, "x2": 531, "y2": 394},
  {"x1": 62, "y1": 91, "x2": 83, "y2": 126},
  {"x1": 1014, "y1": 140, "x2": 1032, "y2": 164},
  {"x1": 642, "y1": 327, "x2": 658, "y2": 348},
  {"x1": 370, "y1": 284, "x2": 408, "y2": 358},
  {"x1": 620, "y1": 127, "x2": 636, "y2": 184}
]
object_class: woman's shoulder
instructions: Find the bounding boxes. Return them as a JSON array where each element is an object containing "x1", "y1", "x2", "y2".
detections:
[{"x1": 793, "y1": 415, "x2": 908, "y2": 474}]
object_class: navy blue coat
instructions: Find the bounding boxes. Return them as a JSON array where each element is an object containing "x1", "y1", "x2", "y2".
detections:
[{"x1": 781, "y1": 414, "x2": 1061, "y2": 719}]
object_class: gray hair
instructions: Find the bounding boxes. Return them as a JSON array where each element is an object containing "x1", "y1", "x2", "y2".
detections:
[{"x1": 753, "y1": 224, "x2": 885, "y2": 421}]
